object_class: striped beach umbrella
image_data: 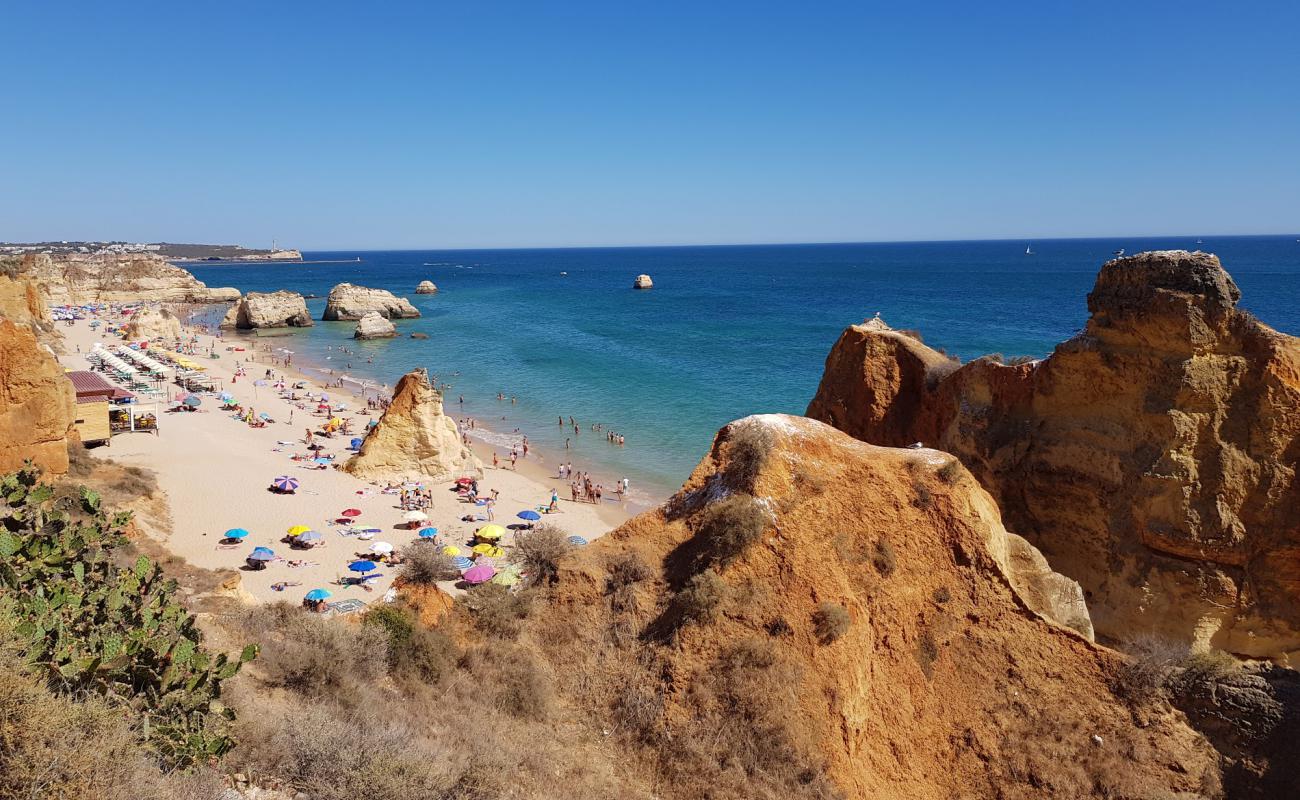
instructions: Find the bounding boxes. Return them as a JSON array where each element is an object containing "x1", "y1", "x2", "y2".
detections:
[
  {"x1": 567, "y1": 535, "x2": 589, "y2": 546},
  {"x1": 451, "y1": 556, "x2": 474, "y2": 570},
  {"x1": 272, "y1": 476, "x2": 300, "y2": 492}
]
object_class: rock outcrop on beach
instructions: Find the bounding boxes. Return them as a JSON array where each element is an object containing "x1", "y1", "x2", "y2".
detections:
[
  {"x1": 807, "y1": 251, "x2": 1300, "y2": 662},
  {"x1": 526, "y1": 414, "x2": 1220, "y2": 798},
  {"x1": 342, "y1": 368, "x2": 478, "y2": 481},
  {"x1": 353, "y1": 311, "x2": 396, "y2": 339},
  {"x1": 321, "y1": 283, "x2": 420, "y2": 321},
  {"x1": 15, "y1": 253, "x2": 239, "y2": 305},
  {"x1": 220, "y1": 290, "x2": 314, "y2": 329},
  {"x1": 415, "y1": 280, "x2": 438, "y2": 294},
  {"x1": 123, "y1": 306, "x2": 182, "y2": 342},
  {"x1": 0, "y1": 319, "x2": 77, "y2": 475}
]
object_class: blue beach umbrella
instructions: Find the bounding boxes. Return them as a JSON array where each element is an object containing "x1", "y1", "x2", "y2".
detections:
[
  {"x1": 517, "y1": 510, "x2": 541, "y2": 521},
  {"x1": 182, "y1": 394, "x2": 202, "y2": 407},
  {"x1": 350, "y1": 437, "x2": 364, "y2": 449},
  {"x1": 417, "y1": 527, "x2": 439, "y2": 539},
  {"x1": 248, "y1": 547, "x2": 275, "y2": 561},
  {"x1": 272, "y1": 476, "x2": 300, "y2": 492},
  {"x1": 259, "y1": 412, "x2": 272, "y2": 420},
  {"x1": 295, "y1": 530, "x2": 324, "y2": 543},
  {"x1": 305, "y1": 588, "x2": 332, "y2": 601},
  {"x1": 313, "y1": 457, "x2": 332, "y2": 465},
  {"x1": 224, "y1": 528, "x2": 250, "y2": 540},
  {"x1": 348, "y1": 560, "x2": 378, "y2": 573},
  {"x1": 219, "y1": 392, "x2": 233, "y2": 402},
  {"x1": 451, "y1": 556, "x2": 474, "y2": 570},
  {"x1": 567, "y1": 536, "x2": 588, "y2": 546}
]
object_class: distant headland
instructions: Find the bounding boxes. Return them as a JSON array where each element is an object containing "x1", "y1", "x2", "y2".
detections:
[{"x1": 0, "y1": 240, "x2": 303, "y2": 262}]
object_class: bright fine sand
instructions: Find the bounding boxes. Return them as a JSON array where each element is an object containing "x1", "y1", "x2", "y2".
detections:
[{"x1": 58, "y1": 317, "x2": 630, "y2": 606}]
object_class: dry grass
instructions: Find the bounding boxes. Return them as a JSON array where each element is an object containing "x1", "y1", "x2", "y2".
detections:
[
  {"x1": 812, "y1": 603, "x2": 851, "y2": 644},
  {"x1": 457, "y1": 582, "x2": 533, "y2": 640},
  {"x1": 697, "y1": 493, "x2": 770, "y2": 568},
  {"x1": 726, "y1": 423, "x2": 775, "y2": 489},
  {"x1": 675, "y1": 570, "x2": 729, "y2": 625},
  {"x1": 872, "y1": 537, "x2": 897, "y2": 577}
]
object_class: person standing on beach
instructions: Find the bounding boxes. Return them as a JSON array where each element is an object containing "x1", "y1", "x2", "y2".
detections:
[
  {"x1": 510, "y1": 451, "x2": 518, "y2": 470},
  {"x1": 485, "y1": 498, "x2": 495, "y2": 521},
  {"x1": 493, "y1": 452, "x2": 499, "y2": 469}
]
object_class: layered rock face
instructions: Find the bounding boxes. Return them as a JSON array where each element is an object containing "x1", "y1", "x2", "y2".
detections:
[
  {"x1": 342, "y1": 368, "x2": 479, "y2": 481},
  {"x1": 123, "y1": 306, "x2": 182, "y2": 342},
  {"x1": 353, "y1": 311, "x2": 396, "y2": 339},
  {"x1": 807, "y1": 251, "x2": 1300, "y2": 661},
  {"x1": 17, "y1": 253, "x2": 239, "y2": 305},
  {"x1": 0, "y1": 273, "x2": 50, "y2": 330},
  {"x1": 540, "y1": 415, "x2": 1220, "y2": 798},
  {"x1": 0, "y1": 319, "x2": 77, "y2": 475},
  {"x1": 415, "y1": 280, "x2": 438, "y2": 294},
  {"x1": 220, "y1": 291, "x2": 313, "y2": 329},
  {"x1": 321, "y1": 283, "x2": 420, "y2": 321}
]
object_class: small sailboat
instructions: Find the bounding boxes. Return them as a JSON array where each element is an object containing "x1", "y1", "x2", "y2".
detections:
[
  {"x1": 1024, "y1": 244, "x2": 1034, "y2": 255},
  {"x1": 1196, "y1": 239, "x2": 1203, "y2": 245}
]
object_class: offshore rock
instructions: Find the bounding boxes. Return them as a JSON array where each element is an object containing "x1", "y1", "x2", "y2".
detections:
[
  {"x1": 220, "y1": 291, "x2": 313, "y2": 329},
  {"x1": 633, "y1": 273, "x2": 653, "y2": 289},
  {"x1": 542, "y1": 414, "x2": 1220, "y2": 798},
  {"x1": 415, "y1": 280, "x2": 438, "y2": 294},
  {"x1": 123, "y1": 306, "x2": 182, "y2": 342},
  {"x1": 807, "y1": 251, "x2": 1300, "y2": 662},
  {"x1": 0, "y1": 319, "x2": 77, "y2": 475},
  {"x1": 16, "y1": 253, "x2": 239, "y2": 304},
  {"x1": 321, "y1": 283, "x2": 420, "y2": 321},
  {"x1": 342, "y1": 368, "x2": 479, "y2": 482},
  {"x1": 353, "y1": 311, "x2": 396, "y2": 340}
]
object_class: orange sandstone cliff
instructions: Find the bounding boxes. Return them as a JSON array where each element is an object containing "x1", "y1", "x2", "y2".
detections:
[
  {"x1": 524, "y1": 415, "x2": 1221, "y2": 799},
  {"x1": 0, "y1": 318, "x2": 76, "y2": 475},
  {"x1": 807, "y1": 251, "x2": 1300, "y2": 662}
]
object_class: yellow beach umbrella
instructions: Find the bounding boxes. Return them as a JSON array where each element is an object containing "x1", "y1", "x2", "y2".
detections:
[
  {"x1": 287, "y1": 524, "x2": 312, "y2": 536},
  {"x1": 328, "y1": 417, "x2": 342, "y2": 426},
  {"x1": 472, "y1": 543, "x2": 504, "y2": 558},
  {"x1": 441, "y1": 545, "x2": 462, "y2": 556},
  {"x1": 476, "y1": 524, "x2": 506, "y2": 541}
]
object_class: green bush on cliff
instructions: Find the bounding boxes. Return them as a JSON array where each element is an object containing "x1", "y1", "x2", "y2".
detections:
[{"x1": 0, "y1": 464, "x2": 256, "y2": 768}]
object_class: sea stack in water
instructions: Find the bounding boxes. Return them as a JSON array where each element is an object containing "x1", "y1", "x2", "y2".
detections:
[
  {"x1": 123, "y1": 306, "x2": 182, "y2": 342},
  {"x1": 353, "y1": 311, "x2": 397, "y2": 339},
  {"x1": 342, "y1": 368, "x2": 480, "y2": 482},
  {"x1": 322, "y1": 283, "x2": 420, "y2": 321},
  {"x1": 633, "y1": 274, "x2": 654, "y2": 289},
  {"x1": 220, "y1": 290, "x2": 313, "y2": 329},
  {"x1": 415, "y1": 280, "x2": 438, "y2": 294},
  {"x1": 807, "y1": 250, "x2": 1300, "y2": 661}
]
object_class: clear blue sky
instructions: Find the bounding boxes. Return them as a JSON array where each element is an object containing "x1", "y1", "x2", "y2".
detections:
[{"x1": 2, "y1": 1, "x2": 1297, "y2": 249}]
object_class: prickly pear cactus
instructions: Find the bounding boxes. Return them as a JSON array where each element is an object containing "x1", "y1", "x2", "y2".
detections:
[{"x1": 0, "y1": 464, "x2": 258, "y2": 767}]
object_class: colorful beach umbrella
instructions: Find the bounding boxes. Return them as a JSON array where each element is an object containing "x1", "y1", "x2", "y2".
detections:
[
  {"x1": 219, "y1": 392, "x2": 234, "y2": 402},
  {"x1": 471, "y1": 543, "x2": 505, "y2": 558},
  {"x1": 305, "y1": 589, "x2": 332, "y2": 601},
  {"x1": 247, "y1": 547, "x2": 275, "y2": 561},
  {"x1": 567, "y1": 536, "x2": 589, "y2": 546},
  {"x1": 476, "y1": 524, "x2": 506, "y2": 541},
  {"x1": 491, "y1": 565, "x2": 523, "y2": 587},
  {"x1": 463, "y1": 564, "x2": 496, "y2": 584},
  {"x1": 441, "y1": 545, "x2": 462, "y2": 556},
  {"x1": 370, "y1": 541, "x2": 394, "y2": 555},
  {"x1": 350, "y1": 438, "x2": 364, "y2": 449},
  {"x1": 517, "y1": 510, "x2": 541, "y2": 521},
  {"x1": 287, "y1": 524, "x2": 312, "y2": 536},
  {"x1": 404, "y1": 510, "x2": 428, "y2": 522},
  {"x1": 417, "y1": 527, "x2": 438, "y2": 539},
  {"x1": 341, "y1": 508, "x2": 362, "y2": 517},
  {"x1": 181, "y1": 394, "x2": 202, "y2": 407},
  {"x1": 451, "y1": 556, "x2": 474, "y2": 570},
  {"x1": 223, "y1": 528, "x2": 250, "y2": 540},
  {"x1": 348, "y1": 560, "x2": 378, "y2": 573},
  {"x1": 272, "y1": 476, "x2": 300, "y2": 492}
]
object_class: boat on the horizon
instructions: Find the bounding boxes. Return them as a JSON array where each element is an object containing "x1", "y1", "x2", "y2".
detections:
[
  {"x1": 1113, "y1": 248, "x2": 1125, "y2": 257},
  {"x1": 1025, "y1": 245, "x2": 1034, "y2": 255}
]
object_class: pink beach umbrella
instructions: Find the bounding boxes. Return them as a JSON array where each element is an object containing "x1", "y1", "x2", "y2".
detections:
[{"x1": 462, "y1": 564, "x2": 496, "y2": 585}]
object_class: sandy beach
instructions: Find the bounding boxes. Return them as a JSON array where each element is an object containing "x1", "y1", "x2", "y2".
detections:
[{"x1": 58, "y1": 312, "x2": 630, "y2": 606}]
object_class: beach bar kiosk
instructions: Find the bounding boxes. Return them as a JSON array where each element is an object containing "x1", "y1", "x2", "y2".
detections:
[{"x1": 67, "y1": 370, "x2": 158, "y2": 443}]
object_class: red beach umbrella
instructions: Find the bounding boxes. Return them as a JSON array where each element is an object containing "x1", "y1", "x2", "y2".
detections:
[{"x1": 341, "y1": 508, "x2": 362, "y2": 517}]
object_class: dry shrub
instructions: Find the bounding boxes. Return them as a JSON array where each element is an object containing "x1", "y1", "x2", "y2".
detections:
[
  {"x1": 812, "y1": 603, "x2": 850, "y2": 644},
  {"x1": 726, "y1": 422, "x2": 775, "y2": 490},
  {"x1": 66, "y1": 439, "x2": 97, "y2": 478},
  {"x1": 0, "y1": 658, "x2": 225, "y2": 800},
  {"x1": 1006, "y1": 354, "x2": 1038, "y2": 366},
  {"x1": 698, "y1": 493, "x2": 770, "y2": 567},
  {"x1": 458, "y1": 582, "x2": 532, "y2": 639},
  {"x1": 1178, "y1": 649, "x2": 1238, "y2": 684},
  {"x1": 1112, "y1": 634, "x2": 1188, "y2": 704},
  {"x1": 872, "y1": 537, "x2": 897, "y2": 577},
  {"x1": 511, "y1": 523, "x2": 574, "y2": 585},
  {"x1": 936, "y1": 459, "x2": 963, "y2": 484},
  {"x1": 459, "y1": 640, "x2": 554, "y2": 720},
  {"x1": 932, "y1": 586, "x2": 952, "y2": 604},
  {"x1": 240, "y1": 602, "x2": 387, "y2": 702},
  {"x1": 926, "y1": 356, "x2": 961, "y2": 388},
  {"x1": 915, "y1": 629, "x2": 939, "y2": 679},
  {"x1": 363, "y1": 604, "x2": 457, "y2": 685},
  {"x1": 913, "y1": 480, "x2": 934, "y2": 509},
  {"x1": 607, "y1": 551, "x2": 653, "y2": 590},
  {"x1": 676, "y1": 570, "x2": 728, "y2": 625},
  {"x1": 766, "y1": 616, "x2": 794, "y2": 637},
  {"x1": 399, "y1": 543, "x2": 460, "y2": 584}
]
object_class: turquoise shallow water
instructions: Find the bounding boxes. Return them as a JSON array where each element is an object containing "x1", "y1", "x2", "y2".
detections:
[{"x1": 188, "y1": 236, "x2": 1300, "y2": 501}]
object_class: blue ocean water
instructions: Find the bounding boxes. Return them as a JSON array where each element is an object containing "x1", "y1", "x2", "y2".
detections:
[{"x1": 188, "y1": 236, "x2": 1300, "y2": 501}]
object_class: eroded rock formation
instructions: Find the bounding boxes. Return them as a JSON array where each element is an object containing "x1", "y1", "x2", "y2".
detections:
[
  {"x1": 123, "y1": 306, "x2": 182, "y2": 342},
  {"x1": 342, "y1": 368, "x2": 478, "y2": 481},
  {"x1": 0, "y1": 273, "x2": 50, "y2": 330},
  {"x1": 16, "y1": 253, "x2": 239, "y2": 305},
  {"x1": 415, "y1": 280, "x2": 438, "y2": 294},
  {"x1": 0, "y1": 319, "x2": 77, "y2": 475},
  {"x1": 321, "y1": 283, "x2": 419, "y2": 321},
  {"x1": 353, "y1": 311, "x2": 396, "y2": 339},
  {"x1": 220, "y1": 290, "x2": 313, "y2": 329},
  {"x1": 807, "y1": 251, "x2": 1300, "y2": 662},
  {"x1": 538, "y1": 414, "x2": 1220, "y2": 798}
]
